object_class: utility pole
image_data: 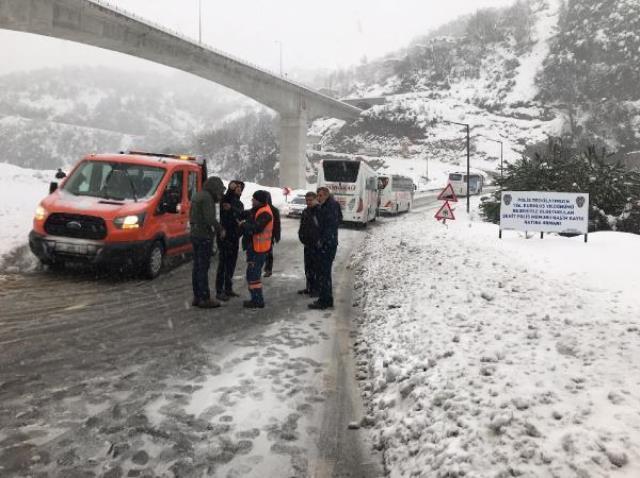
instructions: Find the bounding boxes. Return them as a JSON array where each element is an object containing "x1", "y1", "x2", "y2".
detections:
[
  {"x1": 198, "y1": 0, "x2": 202, "y2": 43},
  {"x1": 444, "y1": 120, "x2": 471, "y2": 213},
  {"x1": 275, "y1": 40, "x2": 283, "y2": 76},
  {"x1": 425, "y1": 155, "x2": 429, "y2": 182}
]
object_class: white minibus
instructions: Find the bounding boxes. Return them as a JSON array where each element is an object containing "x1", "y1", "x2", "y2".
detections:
[
  {"x1": 377, "y1": 174, "x2": 415, "y2": 214},
  {"x1": 317, "y1": 159, "x2": 379, "y2": 225}
]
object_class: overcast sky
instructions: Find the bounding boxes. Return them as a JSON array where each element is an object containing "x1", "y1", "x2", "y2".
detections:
[{"x1": 0, "y1": 0, "x2": 515, "y2": 77}]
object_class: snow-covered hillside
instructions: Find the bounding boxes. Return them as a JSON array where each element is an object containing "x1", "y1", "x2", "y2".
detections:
[
  {"x1": 0, "y1": 67, "x2": 250, "y2": 170},
  {"x1": 312, "y1": 0, "x2": 639, "y2": 185}
]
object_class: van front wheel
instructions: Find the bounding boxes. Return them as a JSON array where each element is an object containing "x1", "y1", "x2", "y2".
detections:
[{"x1": 143, "y1": 241, "x2": 164, "y2": 279}]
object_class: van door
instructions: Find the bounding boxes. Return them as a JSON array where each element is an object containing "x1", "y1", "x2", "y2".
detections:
[{"x1": 160, "y1": 169, "x2": 189, "y2": 253}]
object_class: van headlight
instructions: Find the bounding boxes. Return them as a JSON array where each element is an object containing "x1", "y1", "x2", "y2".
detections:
[
  {"x1": 114, "y1": 213, "x2": 145, "y2": 229},
  {"x1": 34, "y1": 205, "x2": 47, "y2": 221}
]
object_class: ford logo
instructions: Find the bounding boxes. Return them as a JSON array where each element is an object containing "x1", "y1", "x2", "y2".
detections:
[{"x1": 66, "y1": 221, "x2": 82, "y2": 230}]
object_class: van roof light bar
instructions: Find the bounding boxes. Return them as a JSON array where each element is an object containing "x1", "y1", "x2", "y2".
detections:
[{"x1": 127, "y1": 150, "x2": 199, "y2": 161}]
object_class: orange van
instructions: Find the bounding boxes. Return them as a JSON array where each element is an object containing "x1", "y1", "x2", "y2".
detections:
[{"x1": 29, "y1": 151, "x2": 208, "y2": 278}]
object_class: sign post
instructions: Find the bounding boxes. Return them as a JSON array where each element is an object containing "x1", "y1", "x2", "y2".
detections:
[
  {"x1": 435, "y1": 184, "x2": 458, "y2": 224},
  {"x1": 499, "y1": 191, "x2": 589, "y2": 242}
]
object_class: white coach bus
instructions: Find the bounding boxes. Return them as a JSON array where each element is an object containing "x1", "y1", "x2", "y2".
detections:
[
  {"x1": 447, "y1": 171, "x2": 484, "y2": 196},
  {"x1": 377, "y1": 174, "x2": 415, "y2": 214},
  {"x1": 317, "y1": 159, "x2": 379, "y2": 225}
]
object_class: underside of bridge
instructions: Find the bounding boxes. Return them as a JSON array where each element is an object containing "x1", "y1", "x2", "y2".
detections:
[{"x1": 0, "y1": 0, "x2": 361, "y2": 188}]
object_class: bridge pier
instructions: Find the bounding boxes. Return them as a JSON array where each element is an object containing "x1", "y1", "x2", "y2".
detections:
[{"x1": 279, "y1": 113, "x2": 307, "y2": 189}]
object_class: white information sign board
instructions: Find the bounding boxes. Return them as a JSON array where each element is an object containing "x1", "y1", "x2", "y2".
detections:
[{"x1": 500, "y1": 191, "x2": 589, "y2": 234}]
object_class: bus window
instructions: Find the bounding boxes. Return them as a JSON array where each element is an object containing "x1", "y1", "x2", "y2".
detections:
[
  {"x1": 449, "y1": 173, "x2": 463, "y2": 182},
  {"x1": 392, "y1": 176, "x2": 414, "y2": 191},
  {"x1": 323, "y1": 161, "x2": 360, "y2": 183},
  {"x1": 378, "y1": 177, "x2": 389, "y2": 190}
]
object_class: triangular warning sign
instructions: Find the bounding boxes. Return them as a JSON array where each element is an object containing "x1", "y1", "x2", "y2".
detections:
[
  {"x1": 437, "y1": 184, "x2": 458, "y2": 202},
  {"x1": 435, "y1": 201, "x2": 456, "y2": 221}
]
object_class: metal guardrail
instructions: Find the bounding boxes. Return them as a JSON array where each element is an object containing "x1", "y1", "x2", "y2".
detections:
[{"x1": 86, "y1": 0, "x2": 356, "y2": 109}]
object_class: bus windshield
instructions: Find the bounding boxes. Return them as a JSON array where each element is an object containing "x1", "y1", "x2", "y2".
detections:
[
  {"x1": 449, "y1": 173, "x2": 463, "y2": 181},
  {"x1": 378, "y1": 177, "x2": 389, "y2": 190},
  {"x1": 323, "y1": 161, "x2": 360, "y2": 183}
]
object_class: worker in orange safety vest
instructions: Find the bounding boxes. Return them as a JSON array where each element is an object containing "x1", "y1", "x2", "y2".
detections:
[{"x1": 238, "y1": 190, "x2": 273, "y2": 308}]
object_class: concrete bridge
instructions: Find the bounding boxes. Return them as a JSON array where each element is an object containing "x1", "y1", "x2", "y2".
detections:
[{"x1": 0, "y1": 0, "x2": 362, "y2": 187}]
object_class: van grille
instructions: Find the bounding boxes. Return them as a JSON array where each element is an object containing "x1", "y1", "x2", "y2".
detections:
[{"x1": 44, "y1": 213, "x2": 107, "y2": 240}]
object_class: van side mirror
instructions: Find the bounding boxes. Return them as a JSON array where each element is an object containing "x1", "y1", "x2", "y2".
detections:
[{"x1": 49, "y1": 182, "x2": 58, "y2": 194}]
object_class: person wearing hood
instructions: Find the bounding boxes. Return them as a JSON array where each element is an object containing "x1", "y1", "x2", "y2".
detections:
[
  {"x1": 238, "y1": 190, "x2": 273, "y2": 308},
  {"x1": 189, "y1": 176, "x2": 226, "y2": 308},
  {"x1": 263, "y1": 191, "x2": 281, "y2": 278},
  {"x1": 215, "y1": 180, "x2": 245, "y2": 301}
]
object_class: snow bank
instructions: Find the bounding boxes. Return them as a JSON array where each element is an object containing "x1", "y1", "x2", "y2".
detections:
[
  {"x1": 352, "y1": 200, "x2": 640, "y2": 477},
  {"x1": 0, "y1": 162, "x2": 54, "y2": 270}
]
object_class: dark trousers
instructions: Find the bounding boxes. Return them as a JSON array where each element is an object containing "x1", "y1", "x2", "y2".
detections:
[
  {"x1": 216, "y1": 239, "x2": 239, "y2": 294},
  {"x1": 191, "y1": 236, "x2": 213, "y2": 302},
  {"x1": 264, "y1": 245, "x2": 274, "y2": 273},
  {"x1": 246, "y1": 250, "x2": 267, "y2": 305},
  {"x1": 304, "y1": 246, "x2": 319, "y2": 293},
  {"x1": 318, "y1": 244, "x2": 337, "y2": 306}
]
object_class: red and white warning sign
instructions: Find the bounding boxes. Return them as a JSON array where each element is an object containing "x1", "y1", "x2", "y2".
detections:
[
  {"x1": 435, "y1": 201, "x2": 456, "y2": 221},
  {"x1": 437, "y1": 183, "x2": 458, "y2": 202}
]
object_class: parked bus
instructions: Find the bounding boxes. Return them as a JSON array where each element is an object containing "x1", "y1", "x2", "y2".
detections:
[
  {"x1": 447, "y1": 172, "x2": 484, "y2": 196},
  {"x1": 377, "y1": 174, "x2": 415, "y2": 215},
  {"x1": 317, "y1": 159, "x2": 379, "y2": 225}
]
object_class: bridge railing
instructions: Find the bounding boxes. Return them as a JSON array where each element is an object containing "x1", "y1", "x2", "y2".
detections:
[{"x1": 86, "y1": 0, "x2": 352, "y2": 107}]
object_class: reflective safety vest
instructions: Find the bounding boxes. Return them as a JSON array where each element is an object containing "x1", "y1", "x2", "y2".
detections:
[{"x1": 252, "y1": 205, "x2": 273, "y2": 253}]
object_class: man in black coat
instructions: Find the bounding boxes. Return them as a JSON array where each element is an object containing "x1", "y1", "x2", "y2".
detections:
[
  {"x1": 298, "y1": 191, "x2": 320, "y2": 297},
  {"x1": 263, "y1": 191, "x2": 281, "y2": 277},
  {"x1": 189, "y1": 176, "x2": 226, "y2": 308},
  {"x1": 309, "y1": 187, "x2": 342, "y2": 310},
  {"x1": 215, "y1": 180, "x2": 244, "y2": 301}
]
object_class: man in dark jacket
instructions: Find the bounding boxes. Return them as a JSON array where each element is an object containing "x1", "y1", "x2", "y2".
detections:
[
  {"x1": 215, "y1": 181, "x2": 244, "y2": 301},
  {"x1": 309, "y1": 187, "x2": 342, "y2": 310},
  {"x1": 239, "y1": 190, "x2": 273, "y2": 308},
  {"x1": 189, "y1": 176, "x2": 226, "y2": 308},
  {"x1": 298, "y1": 191, "x2": 320, "y2": 297},
  {"x1": 263, "y1": 191, "x2": 281, "y2": 277}
]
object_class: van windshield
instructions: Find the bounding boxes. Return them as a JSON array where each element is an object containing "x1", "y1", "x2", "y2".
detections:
[
  {"x1": 63, "y1": 160, "x2": 166, "y2": 201},
  {"x1": 323, "y1": 161, "x2": 360, "y2": 183}
]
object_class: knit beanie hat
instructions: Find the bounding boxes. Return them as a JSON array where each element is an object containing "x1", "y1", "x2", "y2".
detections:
[{"x1": 252, "y1": 190, "x2": 269, "y2": 205}]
